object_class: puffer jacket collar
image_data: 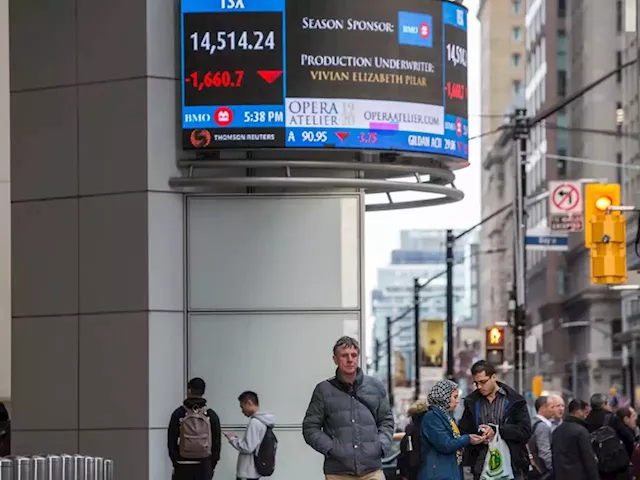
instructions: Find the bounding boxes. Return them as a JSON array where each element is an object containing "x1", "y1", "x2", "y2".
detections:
[{"x1": 333, "y1": 367, "x2": 364, "y2": 390}]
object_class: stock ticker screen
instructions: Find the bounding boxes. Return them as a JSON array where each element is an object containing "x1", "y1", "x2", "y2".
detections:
[{"x1": 181, "y1": 0, "x2": 468, "y2": 160}]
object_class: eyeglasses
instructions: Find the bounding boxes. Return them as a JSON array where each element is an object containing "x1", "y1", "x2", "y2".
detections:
[{"x1": 473, "y1": 378, "x2": 491, "y2": 387}]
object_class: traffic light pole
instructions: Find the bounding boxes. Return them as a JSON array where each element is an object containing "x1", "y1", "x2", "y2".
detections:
[
  {"x1": 513, "y1": 109, "x2": 529, "y2": 395},
  {"x1": 386, "y1": 316, "x2": 394, "y2": 408},
  {"x1": 413, "y1": 278, "x2": 421, "y2": 400},
  {"x1": 445, "y1": 229, "x2": 455, "y2": 380}
]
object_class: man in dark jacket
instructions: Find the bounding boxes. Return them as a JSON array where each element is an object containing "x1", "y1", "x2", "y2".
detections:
[
  {"x1": 302, "y1": 336, "x2": 394, "y2": 479},
  {"x1": 168, "y1": 377, "x2": 221, "y2": 480},
  {"x1": 0, "y1": 402, "x2": 9, "y2": 457},
  {"x1": 552, "y1": 399, "x2": 599, "y2": 480},
  {"x1": 458, "y1": 360, "x2": 532, "y2": 480},
  {"x1": 585, "y1": 393, "x2": 633, "y2": 479}
]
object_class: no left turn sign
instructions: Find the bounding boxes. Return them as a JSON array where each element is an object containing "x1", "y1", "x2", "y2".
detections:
[{"x1": 548, "y1": 181, "x2": 583, "y2": 214}]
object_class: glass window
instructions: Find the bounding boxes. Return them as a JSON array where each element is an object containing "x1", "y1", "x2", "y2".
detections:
[
  {"x1": 558, "y1": 0, "x2": 566, "y2": 17},
  {"x1": 617, "y1": 0, "x2": 623, "y2": 32},
  {"x1": 558, "y1": 71, "x2": 567, "y2": 97},
  {"x1": 512, "y1": 0, "x2": 522, "y2": 14},
  {"x1": 513, "y1": 80, "x2": 522, "y2": 96},
  {"x1": 512, "y1": 53, "x2": 522, "y2": 67},
  {"x1": 617, "y1": 51, "x2": 622, "y2": 82},
  {"x1": 512, "y1": 27, "x2": 522, "y2": 41},
  {"x1": 557, "y1": 268, "x2": 566, "y2": 295}
]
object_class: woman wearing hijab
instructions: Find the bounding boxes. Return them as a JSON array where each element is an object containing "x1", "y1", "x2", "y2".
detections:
[{"x1": 420, "y1": 379, "x2": 485, "y2": 480}]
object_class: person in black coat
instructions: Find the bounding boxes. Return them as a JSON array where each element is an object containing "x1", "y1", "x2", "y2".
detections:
[
  {"x1": 0, "y1": 402, "x2": 9, "y2": 457},
  {"x1": 586, "y1": 393, "x2": 634, "y2": 480},
  {"x1": 167, "y1": 378, "x2": 221, "y2": 480},
  {"x1": 458, "y1": 360, "x2": 532, "y2": 480},
  {"x1": 552, "y1": 399, "x2": 599, "y2": 480}
]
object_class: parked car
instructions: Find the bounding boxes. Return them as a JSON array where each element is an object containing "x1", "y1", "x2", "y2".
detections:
[{"x1": 382, "y1": 432, "x2": 405, "y2": 480}]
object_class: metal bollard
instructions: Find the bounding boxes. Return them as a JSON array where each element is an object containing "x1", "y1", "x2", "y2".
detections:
[
  {"x1": 92, "y1": 458, "x2": 103, "y2": 480},
  {"x1": 45, "y1": 455, "x2": 62, "y2": 480},
  {"x1": 102, "y1": 460, "x2": 112, "y2": 480},
  {"x1": 0, "y1": 458, "x2": 13, "y2": 480},
  {"x1": 83, "y1": 457, "x2": 94, "y2": 480},
  {"x1": 14, "y1": 456, "x2": 31, "y2": 480},
  {"x1": 30, "y1": 456, "x2": 46, "y2": 480},
  {"x1": 60, "y1": 455, "x2": 73, "y2": 480},
  {"x1": 72, "y1": 455, "x2": 86, "y2": 480}
]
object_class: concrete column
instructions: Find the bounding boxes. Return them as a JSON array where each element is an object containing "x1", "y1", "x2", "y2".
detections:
[{"x1": 10, "y1": 0, "x2": 183, "y2": 478}]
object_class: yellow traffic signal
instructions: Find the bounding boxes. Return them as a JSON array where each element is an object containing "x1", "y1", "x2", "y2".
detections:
[
  {"x1": 532, "y1": 376, "x2": 543, "y2": 397},
  {"x1": 584, "y1": 183, "x2": 621, "y2": 248},
  {"x1": 590, "y1": 211, "x2": 627, "y2": 284}
]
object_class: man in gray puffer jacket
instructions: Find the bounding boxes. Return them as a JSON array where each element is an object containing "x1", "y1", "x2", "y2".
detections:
[{"x1": 303, "y1": 336, "x2": 394, "y2": 480}]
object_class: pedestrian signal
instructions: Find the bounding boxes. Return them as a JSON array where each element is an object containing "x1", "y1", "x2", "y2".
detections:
[{"x1": 486, "y1": 327, "x2": 505, "y2": 348}]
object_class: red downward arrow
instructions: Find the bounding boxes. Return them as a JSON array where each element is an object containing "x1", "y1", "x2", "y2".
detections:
[
  {"x1": 257, "y1": 70, "x2": 283, "y2": 84},
  {"x1": 335, "y1": 132, "x2": 350, "y2": 141}
]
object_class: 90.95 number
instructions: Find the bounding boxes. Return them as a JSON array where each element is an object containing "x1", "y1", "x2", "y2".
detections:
[
  {"x1": 190, "y1": 30, "x2": 276, "y2": 54},
  {"x1": 301, "y1": 131, "x2": 328, "y2": 143}
]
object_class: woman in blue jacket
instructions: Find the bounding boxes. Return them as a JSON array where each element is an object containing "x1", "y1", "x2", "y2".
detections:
[{"x1": 420, "y1": 379, "x2": 485, "y2": 480}]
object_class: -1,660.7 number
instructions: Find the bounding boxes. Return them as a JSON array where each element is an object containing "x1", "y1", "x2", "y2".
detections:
[{"x1": 186, "y1": 70, "x2": 244, "y2": 91}]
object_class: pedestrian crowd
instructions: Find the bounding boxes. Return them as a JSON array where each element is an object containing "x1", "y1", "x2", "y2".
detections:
[
  {"x1": 399, "y1": 360, "x2": 640, "y2": 480},
  {"x1": 164, "y1": 335, "x2": 640, "y2": 480}
]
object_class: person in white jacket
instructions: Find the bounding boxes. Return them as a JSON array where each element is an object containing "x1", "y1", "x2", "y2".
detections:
[{"x1": 225, "y1": 391, "x2": 275, "y2": 480}]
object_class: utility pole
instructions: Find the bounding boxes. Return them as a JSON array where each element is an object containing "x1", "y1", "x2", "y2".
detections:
[
  {"x1": 513, "y1": 108, "x2": 529, "y2": 395},
  {"x1": 386, "y1": 316, "x2": 394, "y2": 407},
  {"x1": 445, "y1": 229, "x2": 455, "y2": 380},
  {"x1": 413, "y1": 278, "x2": 421, "y2": 401},
  {"x1": 374, "y1": 338, "x2": 380, "y2": 372}
]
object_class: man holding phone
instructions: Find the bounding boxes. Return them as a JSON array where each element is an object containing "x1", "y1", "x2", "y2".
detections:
[{"x1": 225, "y1": 391, "x2": 275, "y2": 480}]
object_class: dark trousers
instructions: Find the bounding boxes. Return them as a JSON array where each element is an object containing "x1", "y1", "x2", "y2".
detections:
[{"x1": 174, "y1": 461, "x2": 212, "y2": 480}]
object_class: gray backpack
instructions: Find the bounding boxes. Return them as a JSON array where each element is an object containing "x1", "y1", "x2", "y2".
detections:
[{"x1": 179, "y1": 407, "x2": 212, "y2": 459}]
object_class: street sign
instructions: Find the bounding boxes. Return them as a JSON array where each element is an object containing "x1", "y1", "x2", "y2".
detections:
[
  {"x1": 549, "y1": 213, "x2": 583, "y2": 232},
  {"x1": 525, "y1": 229, "x2": 569, "y2": 251},
  {"x1": 549, "y1": 181, "x2": 583, "y2": 215}
]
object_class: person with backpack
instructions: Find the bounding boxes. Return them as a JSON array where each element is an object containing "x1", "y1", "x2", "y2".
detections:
[
  {"x1": 526, "y1": 395, "x2": 555, "y2": 479},
  {"x1": 398, "y1": 400, "x2": 429, "y2": 480},
  {"x1": 585, "y1": 393, "x2": 634, "y2": 479},
  {"x1": 551, "y1": 399, "x2": 599, "y2": 480},
  {"x1": 225, "y1": 391, "x2": 276, "y2": 480},
  {"x1": 168, "y1": 377, "x2": 221, "y2": 480},
  {"x1": 302, "y1": 336, "x2": 394, "y2": 480}
]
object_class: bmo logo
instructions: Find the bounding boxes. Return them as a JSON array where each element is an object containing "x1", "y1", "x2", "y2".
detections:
[
  {"x1": 214, "y1": 107, "x2": 233, "y2": 127},
  {"x1": 398, "y1": 11, "x2": 433, "y2": 48},
  {"x1": 184, "y1": 113, "x2": 212, "y2": 124}
]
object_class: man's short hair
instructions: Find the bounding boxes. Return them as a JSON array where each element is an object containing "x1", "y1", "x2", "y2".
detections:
[
  {"x1": 590, "y1": 393, "x2": 608, "y2": 409},
  {"x1": 188, "y1": 377, "x2": 206, "y2": 396},
  {"x1": 568, "y1": 399, "x2": 588, "y2": 414},
  {"x1": 470, "y1": 360, "x2": 496, "y2": 377},
  {"x1": 617, "y1": 406, "x2": 633, "y2": 422},
  {"x1": 238, "y1": 391, "x2": 259, "y2": 405},
  {"x1": 333, "y1": 336, "x2": 360, "y2": 356},
  {"x1": 535, "y1": 396, "x2": 548, "y2": 412}
]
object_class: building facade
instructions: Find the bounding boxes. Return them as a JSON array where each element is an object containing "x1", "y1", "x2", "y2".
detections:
[
  {"x1": 477, "y1": 0, "x2": 525, "y2": 347},
  {"x1": 477, "y1": 0, "x2": 526, "y2": 162}
]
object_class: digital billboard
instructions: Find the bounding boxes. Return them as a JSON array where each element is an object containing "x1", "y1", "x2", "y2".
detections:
[{"x1": 181, "y1": 0, "x2": 468, "y2": 160}]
